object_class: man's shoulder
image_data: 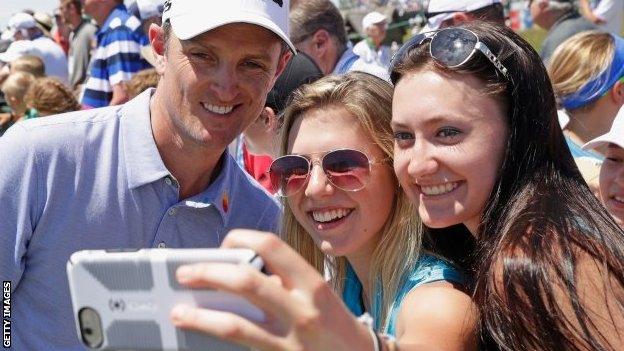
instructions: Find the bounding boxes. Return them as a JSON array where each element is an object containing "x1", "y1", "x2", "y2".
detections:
[
  {"x1": 553, "y1": 15, "x2": 597, "y2": 36},
  {"x1": 7, "y1": 106, "x2": 122, "y2": 147}
]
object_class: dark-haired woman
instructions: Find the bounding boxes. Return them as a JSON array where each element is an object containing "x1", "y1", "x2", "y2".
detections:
[{"x1": 391, "y1": 21, "x2": 624, "y2": 350}]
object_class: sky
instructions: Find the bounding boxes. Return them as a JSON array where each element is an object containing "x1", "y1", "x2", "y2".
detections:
[{"x1": 0, "y1": 0, "x2": 59, "y2": 28}]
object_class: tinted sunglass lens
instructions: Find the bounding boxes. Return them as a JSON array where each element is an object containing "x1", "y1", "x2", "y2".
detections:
[
  {"x1": 269, "y1": 156, "x2": 309, "y2": 196},
  {"x1": 322, "y1": 150, "x2": 370, "y2": 191},
  {"x1": 431, "y1": 28, "x2": 477, "y2": 67}
]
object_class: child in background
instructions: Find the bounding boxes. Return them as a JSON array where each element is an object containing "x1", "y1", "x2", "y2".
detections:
[
  {"x1": 0, "y1": 72, "x2": 36, "y2": 134},
  {"x1": 23, "y1": 77, "x2": 80, "y2": 117},
  {"x1": 584, "y1": 106, "x2": 624, "y2": 226},
  {"x1": 10, "y1": 55, "x2": 46, "y2": 78}
]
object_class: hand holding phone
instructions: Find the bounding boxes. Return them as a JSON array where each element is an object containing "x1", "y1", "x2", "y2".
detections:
[{"x1": 66, "y1": 248, "x2": 264, "y2": 350}]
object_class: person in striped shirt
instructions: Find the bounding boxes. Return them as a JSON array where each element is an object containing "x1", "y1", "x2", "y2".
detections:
[{"x1": 81, "y1": 0, "x2": 150, "y2": 108}]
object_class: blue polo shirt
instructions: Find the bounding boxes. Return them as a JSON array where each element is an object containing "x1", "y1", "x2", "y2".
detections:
[{"x1": 0, "y1": 89, "x2": 281, "y2": 350}]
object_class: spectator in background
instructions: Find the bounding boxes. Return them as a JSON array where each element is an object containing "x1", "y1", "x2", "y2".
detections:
[
  {"x1": 236, "y1": 52, "x2": 323, "y2": 192},
  {"x1": 548, "y1": 31, "x2": 624, "y2": 192},
  {"x1": 51, "y1": 9, "x2": 71, "y2": 55},
  {"x1": 125, "y1": 67, "x2": 159, "y2": 99},
  {"x1": 0, "y1": 12, "x2": 68, "y2": 84},
  {"x1": 10, "y1": 55, "x2": 46, "y2": 77},
  {"x1": 579, "y1": 0, "x2": 624, "y2": 35},
  {"x1": 23, "y1": 77, "x2": 81, "y2": 117},
  {"x1": 583, "y1": 106, "x2": 624, "y2": 227},
  {"x1": 128, "y1": 0, "x2": 165, "y2": 72},
  {"x1": 289, "y1": 0, "x2": 389, "y2": 80},
  {"x1": 0, "y1": 54, "x2": 45, "y2": 87},
  {"x1": 422, "y1": 0, "x2": 504, "y2": 31},
  {"x1": 59, "y1": 0, "x2": 97, "y2": 91},
  {"x1": 0, "y1": 72, "x2": 35, "y2": 134},
  {"x1": 530, "y1": 0, "x2": 597, "y2": 62},
  {"x1": 353, "y1": 11, "x2": 392, "y2": 68},
  {"x1": 81, "y1": 0, "x2": 150, "y2": 108}
]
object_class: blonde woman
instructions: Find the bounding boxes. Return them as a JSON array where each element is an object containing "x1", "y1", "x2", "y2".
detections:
[
  {"x1": 170, "y1": 72, "x2": 477, "y2": 351},
  {"x1": 548, "y1": 31, "x2": 624, "y2": 189}
]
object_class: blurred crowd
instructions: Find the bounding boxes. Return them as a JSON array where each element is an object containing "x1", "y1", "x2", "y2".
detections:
[{"x1": 1, "y1": 0, "x2": 624, "y2": 350}]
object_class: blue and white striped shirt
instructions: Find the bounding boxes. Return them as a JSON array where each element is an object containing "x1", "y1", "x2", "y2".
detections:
[{"x1": 81, "y1": 4, "x2": 150, "y2": 108}]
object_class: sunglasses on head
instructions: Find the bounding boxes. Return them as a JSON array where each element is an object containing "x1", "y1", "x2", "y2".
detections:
[
  {"x1": 269, "y1": 148, "x2": 382, "y2": 197},
  {"x1": 389, "y1": 27, "x2": 509, "y2": 84}
]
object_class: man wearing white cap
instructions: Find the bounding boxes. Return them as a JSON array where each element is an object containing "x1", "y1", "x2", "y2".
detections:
[
  {"x1": 422, "y1": 0, "x2": 505, "y2": 32},
  {"x1": 583, "y1": 106, "x2": 624, "y2": 227},
  {"x1": 353, "y1": 11, "x2": 392, "y2": 67},
  {"x1": 0, "y1": 12, "x2": 69, "y2": 84},
  {"x1": 290, "y1": 0, "x2": 390, "y2": 80},
  {"x1": 0, "y1": 0, "x2": 292, "y2": 349}
]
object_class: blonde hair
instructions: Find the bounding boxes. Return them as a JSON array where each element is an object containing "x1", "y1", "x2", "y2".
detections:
[
  {"x1": 279, "y1": 72, "x2": 422, "y2": 330},
  {"x1": 1, "y1": 71, "x2": 35, "y2": 98},
  {"x1": 126, "y1": 68, "x2": 159, "y2": 99},
  {"x1": 548, "y1": 31, "x2": 615, "y2": 110},
  {"x1": 10, "y1": 55, "x2": 45, "y2": 77},
  {"x1": 24, "y1": 77, "x2": 80, "y2": 116}
]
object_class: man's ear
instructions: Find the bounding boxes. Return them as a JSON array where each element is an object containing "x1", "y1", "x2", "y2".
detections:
[
  {"x1": 311, "y1": 29, "x2": 332, "y2": 54},
  {"x1": 610, "y1": 79, "x2": 624, "y2": 105},
  {"x1": 148, "y1": 23, "x2": 166, "y2": 75},
  {"x1": 263, "y1": 107, "x2": 279, "y2": 132}
]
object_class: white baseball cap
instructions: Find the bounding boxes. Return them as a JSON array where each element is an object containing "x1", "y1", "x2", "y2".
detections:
[
  {"x1": 0, "y1": 40, "x2": 36, "y2": 63},
  {"x1": 137, "y1": 0, "x2": 164, "y2": 20},
  {"x1": 4, "y1": 12, "x2": 39, "y2": 39},
  {"x1": 362, "y1": 11, "x2": 387, "y2": 30},
  {"x1": 583, "y1": 105, "x2": 624, "y2": 150},
  {"x1": 423, "y1": 0, "x2": 502, "y2": 31},
  {"x1": 162, "y1": 0, "x2": 295, "y2": 53}
]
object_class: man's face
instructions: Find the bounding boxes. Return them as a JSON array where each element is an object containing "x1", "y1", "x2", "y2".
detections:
[
  {"x1": 529, "y1": 0, "x2": 547, "y2": 28},
  {"x1": 59, "y1": 2, "x2": 73, "y2": 25},
  {"x1": 366, "y1": 22, "x2": 386, "y2": 47},
  {"x1": 157, "y1": 23, "x2": 289, "y2": 151}
]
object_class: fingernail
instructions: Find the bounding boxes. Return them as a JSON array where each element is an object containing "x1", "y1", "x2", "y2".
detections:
[
  {"x1": 171, "y1": 305, "x2": 191, "y2": 324},
  {"x1": 176, "y1": 265, "x2": 192, "y2": 282}
]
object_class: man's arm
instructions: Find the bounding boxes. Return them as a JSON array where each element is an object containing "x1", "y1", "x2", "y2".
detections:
[
  {"x1": 109, "y1": 82, "x2": 129, "y2": 106},
  {"x1": 0, "y1": 124, "x2": 40, "y2": 292}
]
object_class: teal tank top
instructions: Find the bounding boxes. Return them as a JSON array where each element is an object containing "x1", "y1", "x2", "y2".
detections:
[{"x1": 342, "y1": 253, "x2": 466, "y2": 336}]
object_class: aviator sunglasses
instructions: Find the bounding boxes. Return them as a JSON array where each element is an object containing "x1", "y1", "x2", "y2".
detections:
[
  {"x1": 389, "y1": 27, "x2": 510, "y2": 84},
  {"x1": 269, "y1": 148, "x2": 383, "y2": 197}
]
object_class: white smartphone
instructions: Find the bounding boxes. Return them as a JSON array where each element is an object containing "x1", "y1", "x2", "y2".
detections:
[{"x1": 66, "y1": 248, "x2": 264, "y2": 351}]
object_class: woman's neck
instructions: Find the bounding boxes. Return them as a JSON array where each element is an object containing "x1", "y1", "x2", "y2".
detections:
[{"x1": 566, "y1": 102, "x2": 619, "y2": 144}]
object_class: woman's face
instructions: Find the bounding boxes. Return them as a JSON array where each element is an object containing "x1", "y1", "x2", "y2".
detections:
[
  {"x1": 392, "y1": 69, "x2": 508, "y2": 234},
  {"x1": 286, "y1": 106, "x2": 396, "y2": 258},
  {"x1": 599, "y1": 144, "x2": 624, "y2": 226}
]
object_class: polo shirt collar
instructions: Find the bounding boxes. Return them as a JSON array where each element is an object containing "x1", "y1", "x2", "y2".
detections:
[
  {"x1": 120, "y1": 88, "x2": 170, "y2": 189},
  {"x1": 120, "y1": 88, "x2": 238, "y2": 221},
  {"x1": 188, "y1": 152, "x2": 239, "y2": 221}
]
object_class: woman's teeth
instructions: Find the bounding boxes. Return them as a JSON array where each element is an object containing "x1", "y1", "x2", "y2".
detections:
[
  {"x1": 312, "y1": 209, "x2": 351, "y2": 223},
  {"x1": 614, "y1": 196, "x2": 624, "y2": 204},
  {"x1": 202, "y1": 103, "x2": 234, "y2": 115},
  {"x1": 421, "y1": 182, "x2": 459, "y2": 196}
]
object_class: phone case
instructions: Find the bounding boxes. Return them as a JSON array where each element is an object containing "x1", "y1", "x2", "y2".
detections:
[{"x1": 66, "y1": 248, "x2": 264, "y2": 350}]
